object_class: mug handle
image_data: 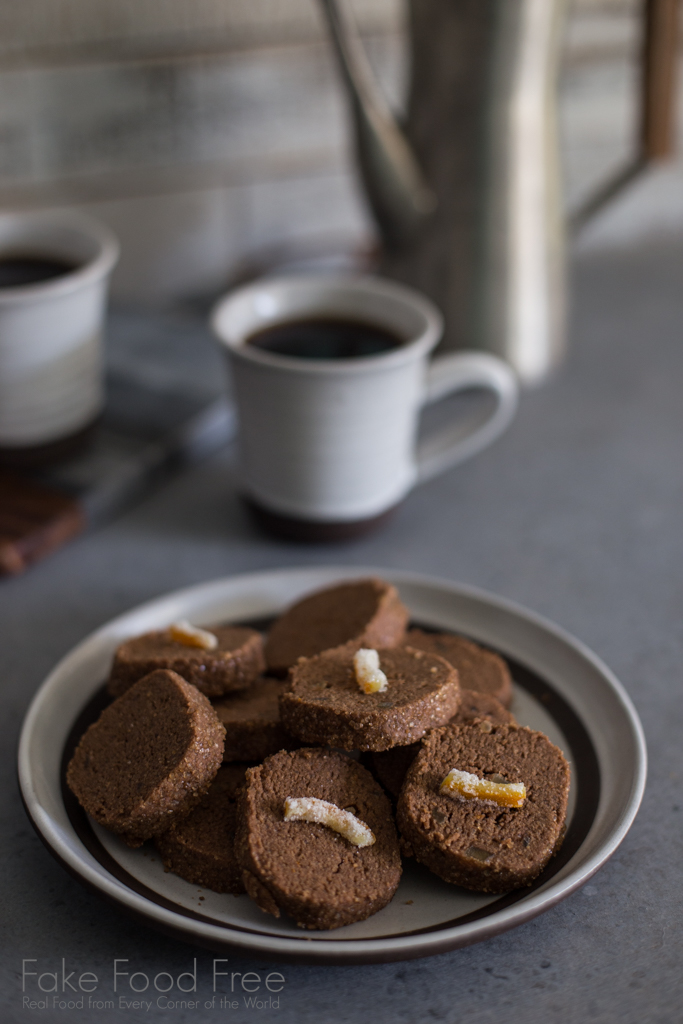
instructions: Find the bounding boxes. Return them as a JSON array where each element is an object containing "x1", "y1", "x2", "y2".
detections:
[{"x1": 416, "y1": 351, "x2": 519, "y2": 483}]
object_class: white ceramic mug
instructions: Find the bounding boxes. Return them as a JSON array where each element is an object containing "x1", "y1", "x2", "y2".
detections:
[
  {"x1": 0, "y1": 210, "x2": 119, "y2": 461},
  {"x1": 212, "y1": 275, "x2": 518, "y2": 539}
]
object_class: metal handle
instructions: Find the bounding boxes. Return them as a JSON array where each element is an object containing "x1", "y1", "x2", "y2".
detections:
[{"x1": 317, "y1": 0, "x2": 435, "y2": 248}]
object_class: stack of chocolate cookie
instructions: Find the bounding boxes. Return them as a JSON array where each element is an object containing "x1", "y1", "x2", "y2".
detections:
[{"x1": 66, "y1": 577, "x2": 570, "y2": 930}]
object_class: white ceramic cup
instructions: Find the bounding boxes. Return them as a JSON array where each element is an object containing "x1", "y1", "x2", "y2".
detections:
[
  {"x1": 0, "y1": 210, "x2": 119, "y2": 459},
  {"x1": 212, "y1": 274, "x2": 518, "y2": 538}
]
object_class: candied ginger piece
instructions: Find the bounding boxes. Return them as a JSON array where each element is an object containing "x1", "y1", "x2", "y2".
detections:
[
  {"x1": 283, "y1": 797, "x2": 375, "y2": 847},
  {"x1": 353, "y1": 648, "x2": 388, "y2": 694},
  {"x1": 440, "y1": 768, "x2": 526, "y2": 808},
  {"x1": 168, "y1": 620, "x2": 218, "y2": 651}
]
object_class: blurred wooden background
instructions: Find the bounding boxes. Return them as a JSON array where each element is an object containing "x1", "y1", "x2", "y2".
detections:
[{"x1": 0, "y1": 0, "x2": 679, "y2": 304}]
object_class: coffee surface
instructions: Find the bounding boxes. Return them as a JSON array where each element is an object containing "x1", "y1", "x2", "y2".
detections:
[
  {"x1": 0, "y1": 254, "x2": 79, "y2": 289},
  {"x1": 0, "y1": 254, "x2": 80, "y2": 290},
  {"x1": 246, "y1": 317, "x2": 403, "y2": 360}
]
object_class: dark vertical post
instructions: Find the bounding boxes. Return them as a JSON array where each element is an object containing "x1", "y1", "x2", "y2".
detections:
[{"x1": 641, "y1": 0, "x2": 681, "y2": 160}]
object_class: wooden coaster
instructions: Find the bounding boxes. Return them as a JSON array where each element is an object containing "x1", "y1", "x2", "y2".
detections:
[{"x1": 0, "y1": 473, "x2": 85, "y2": 575}]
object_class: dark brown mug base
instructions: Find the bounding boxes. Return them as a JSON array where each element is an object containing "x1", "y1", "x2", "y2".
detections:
[
  {"x1": 243, "y1": 496, "x2": 399, "y2": 543},
  {"x1": 0, "y1": 417, "x2": 99, "y2": 468}
]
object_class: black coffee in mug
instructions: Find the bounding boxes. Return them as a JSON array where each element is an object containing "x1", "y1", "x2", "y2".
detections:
[
  {"x1": 246, "y1": 317, "x2": 403, "y2": 360},
  {"x1": 0, "y1": 253, "x2": 79, "y2": 289}
]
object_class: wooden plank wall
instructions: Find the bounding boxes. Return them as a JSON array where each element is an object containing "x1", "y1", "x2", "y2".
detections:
[
  {"x1": 0, "y1": 0, "x2": 404, "y2": 303},
  {"x1": 0, "y1": 0, "x2": 677, "y2": 303}
]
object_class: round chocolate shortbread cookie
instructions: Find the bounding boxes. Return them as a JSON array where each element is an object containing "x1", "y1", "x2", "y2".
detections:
[
  {"x1": 213, "y1": 677, "x2": 297, "y2": 762},
  {"x1": 67, "y1": 669, "x2": 225, "y2": 847},
  {"x1": 279, "y1": 645, "x2": 460, "y2": 752},
  {"x1": 235, "y1": 748, "x2": 401, "y2": 929},
  {"x1": 264, "y1": 578, "x2": 408, "y2": 676},
  {"x1": 155, "y1": 765, "x2": 247, "y2": 893},
  {"x1": 371, "y1": 689, "x2": 516, "y2": 798},
  {"x1": 404, "y1": 629, "x2": 513, "y2": 707},
  {"x1": 397, "y1": 723, "x2": 570, "y2": 893},
  {"x1": 108, "y1": 625, "x2": 265, "y2": 699}
]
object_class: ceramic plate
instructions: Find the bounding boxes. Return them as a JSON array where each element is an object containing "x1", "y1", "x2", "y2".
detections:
[{"x1": 18, "y1": 567, "x2": 646, "y2": 964}]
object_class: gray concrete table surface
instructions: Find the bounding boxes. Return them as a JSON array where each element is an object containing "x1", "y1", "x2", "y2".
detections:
[{"x1": 3, "y1": 235, "x2": 682, "y2": 1024}]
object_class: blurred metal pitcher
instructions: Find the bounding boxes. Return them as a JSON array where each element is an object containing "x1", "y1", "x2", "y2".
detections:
[
  {"x1": 320, "y1": 0, "x2": 681, "y2": 386},
  {"x1": 320, "y1": 0, "x2": 568, "y2": 386}
]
